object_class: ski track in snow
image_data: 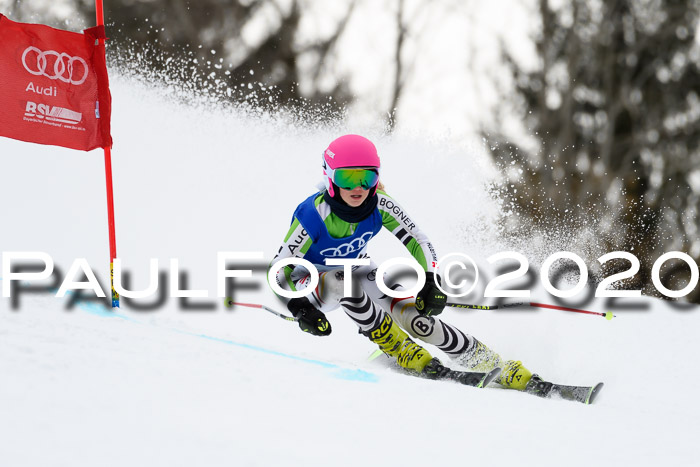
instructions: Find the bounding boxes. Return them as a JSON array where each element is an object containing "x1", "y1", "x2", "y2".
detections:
[{"x1": 1, "y1": 73, "x2": 699, "y2": 467}]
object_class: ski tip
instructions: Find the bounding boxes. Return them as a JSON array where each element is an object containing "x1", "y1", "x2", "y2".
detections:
[
  {"x1": 478, "y1": 367, "x2": 502, "y2": 388},
  {"x1": 585, "y1": 382, "x2": 605, "y2": 404}
]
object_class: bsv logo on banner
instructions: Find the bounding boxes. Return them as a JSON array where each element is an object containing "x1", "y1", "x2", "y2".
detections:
[
  {"x1": 22, "y1": 47, "x2": 89, "y2": 85},
  {"x1": 25, "y1": 101, "x2": 83, "y2": 125}
]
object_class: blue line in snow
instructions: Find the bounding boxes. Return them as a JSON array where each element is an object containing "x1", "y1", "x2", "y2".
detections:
[
  {"x1": 184, "y1": 332, "x2": 379, "y2": 383},
  {"x1": 0, "y1": 276, "x2": 378, "y2": 382},
  {"x1": 75, "y1": 298, "x2": 379, "y2": 383}
]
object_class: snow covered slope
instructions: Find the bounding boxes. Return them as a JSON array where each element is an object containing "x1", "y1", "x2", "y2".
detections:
[{"x1": 1, "y1": 74, "x2": 698, "y2": 467}]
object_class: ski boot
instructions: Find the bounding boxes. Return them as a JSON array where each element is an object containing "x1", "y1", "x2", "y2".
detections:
[
  {"x1": 453, "y1": 339, "x2": 504, "y2": 372},
  {"x1": 454, "y1": 339, "x2": 533, "y2": 390},
  {"x1": 365, "y1": 312, "x2": 434, "y2": 374},
  {"x1": 497, "y1": 360, "x2": 533, "y2": 390}
]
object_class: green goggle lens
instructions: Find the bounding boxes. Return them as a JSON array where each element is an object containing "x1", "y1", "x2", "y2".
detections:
[{"x1": 333, "y1": 168, "x2": 380, "y2": 190}]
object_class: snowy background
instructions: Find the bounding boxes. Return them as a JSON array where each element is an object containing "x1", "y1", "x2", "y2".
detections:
[{"x1": 1, "y1": 71, "x2": 699, "y2": 466}]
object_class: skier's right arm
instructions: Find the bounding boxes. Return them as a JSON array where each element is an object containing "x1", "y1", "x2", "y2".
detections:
[
  {"x1": 268, "y1": 218, "x2": 332, "y2": 336},
  {"x1": 268, "y1": 217, "x2": 313, "y2": 302}
]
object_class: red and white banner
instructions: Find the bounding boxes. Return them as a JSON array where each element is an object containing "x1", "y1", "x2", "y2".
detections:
[{"x1": 0, "y1": 14, "x2": 112, "y2": 151}]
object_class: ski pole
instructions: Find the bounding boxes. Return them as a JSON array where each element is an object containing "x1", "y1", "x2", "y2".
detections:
[
  {"x1": 447, "y1": 301, "x2": 615, "y2": 320},
  {"x1": 225, "y1": 299, "x2": 298, "y2": 322}
]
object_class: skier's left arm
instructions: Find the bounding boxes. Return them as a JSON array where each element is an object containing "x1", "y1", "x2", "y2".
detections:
[
  {"x1": 377, "y1": 190, "x2": 446, "y2": 316},
  {"x1": 377, "y1": 190, "x2": 439, "y2": 273}
]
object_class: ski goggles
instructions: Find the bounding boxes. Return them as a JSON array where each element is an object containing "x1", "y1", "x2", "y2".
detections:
[{"x1": 327, "y1": 167, "x2": 380, "y2": 190}]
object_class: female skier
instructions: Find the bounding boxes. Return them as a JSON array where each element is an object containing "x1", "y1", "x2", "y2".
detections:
[{"x1": 269, "y1": 134, "x2": 532, "y2": 388}]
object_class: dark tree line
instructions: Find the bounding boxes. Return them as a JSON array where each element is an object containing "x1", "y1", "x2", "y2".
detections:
[
  {"x1": 4, "y1": 0, "x2": 421, "y2": 125},
  {"x1": 6, "y1": 0, "x2": 358, "y2": 113},
  {"x1": 5, "y1": 0, "x2": 425, "y2": 128},
  {"x1": 483, "y1": 0, "x2": 700, "y2": 301},
  {"x1": 106, "y1": 0, "x2": 357, "y2": 112}
]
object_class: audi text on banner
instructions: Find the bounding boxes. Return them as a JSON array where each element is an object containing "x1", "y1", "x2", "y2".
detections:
[{"x1": 0, "y1": 14, "x2": 112, "y2": 151}]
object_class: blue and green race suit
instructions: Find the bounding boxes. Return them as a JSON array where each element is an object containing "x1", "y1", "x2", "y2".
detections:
[{"x1": 271, "y1": 190, "x2": 439, "y2": 294}]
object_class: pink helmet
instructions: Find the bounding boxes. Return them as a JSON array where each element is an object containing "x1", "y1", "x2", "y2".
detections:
[{"x1": 322, "y1": 134, "x2": 381, "y2": 197}]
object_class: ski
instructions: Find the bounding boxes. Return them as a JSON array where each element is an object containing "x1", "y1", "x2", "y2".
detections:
[
  {"x1": 421, "y1": 358, "x2": 502, "y2": 388},
  {"x1": 524, "y1": 375, "x2": 604, "y2": 404},
  {"x1": 440, "y1": 366, "x2": 502, "y2": 388}
]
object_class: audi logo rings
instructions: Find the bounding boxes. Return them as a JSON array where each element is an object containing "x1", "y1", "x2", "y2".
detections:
[{"x1": 22, "y1": 46, "x2": 89, "y2": 85}]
